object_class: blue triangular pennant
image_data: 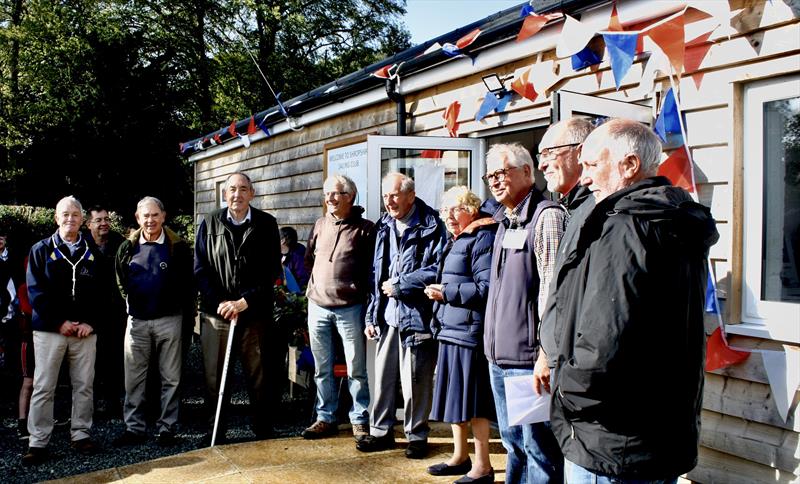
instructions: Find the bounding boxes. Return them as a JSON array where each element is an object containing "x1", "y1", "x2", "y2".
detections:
[
  {"x1": 571, "y1": 45, "x2": 603, "y2": 71},
  {"x1": 705, "y1": 274, "x2": 719, "y2": 314},
  {"x1": 654, "y1": 88, "x2": 684, "y2": 146},
  {"x1": 475, "y1": 94, "x2": 500, "y2": 122},
  {"x1": 602, "y1": 32, "x2": 638, "y2": 90}
]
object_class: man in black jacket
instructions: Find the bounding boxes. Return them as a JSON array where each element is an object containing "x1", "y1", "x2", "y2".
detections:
[
  {"x1": 195, "y1": 172, "x2": 283, "y2": 442},
  {"x1": 543, "y1": 119, "x2": 719, "y2": 482}
]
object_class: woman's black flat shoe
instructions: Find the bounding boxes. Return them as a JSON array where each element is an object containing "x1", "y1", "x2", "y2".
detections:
[
  {"x1": 454, "y1": 468, "x2": 495, "y2": 483},
  {"x1": 427, "y1": 458, "x2": 472, "y2": 476}
]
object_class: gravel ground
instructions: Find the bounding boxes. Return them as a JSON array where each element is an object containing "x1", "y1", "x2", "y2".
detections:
[{"x1": 0, "y1": 336, "x2": 314, "y2": 484}]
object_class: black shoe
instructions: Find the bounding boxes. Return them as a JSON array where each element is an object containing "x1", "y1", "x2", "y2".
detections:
[
  {"x1": 355, "y1": 433, "x2": 395, "y2": 452},
  {"x1": 454, "y1": 469, "x2": 495, "y2": 483},
  {"x1": 157, "y1": 431, "x2": 178, "y2": 447},
  {"x1": 18, "y1": 419, "x2": 29, "y2": 440},
  {"x1": 72, "y1": 437, "x2": 98, "y2": 455},
  {"x1": 428, "y1": 458, "x2": 472, "y2": 476},
  {"x1": 405, "y1": 439, "x2": 429, "y2": 459},
  {"x1": 21, "y1": 446, "x2": 48, "y2": 466},
  {"x1": 113, "y1": 431, "x2": 146, "y2": 447}
]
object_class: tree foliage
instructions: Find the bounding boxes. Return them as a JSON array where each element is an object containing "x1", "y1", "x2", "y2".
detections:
[{"x1": 0, "y1": 0, "x2": 410, "y2": 220}]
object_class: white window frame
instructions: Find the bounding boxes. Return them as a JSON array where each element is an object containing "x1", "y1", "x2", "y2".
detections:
[{"x1": 732, "y1": 75, "x2": 800, "y2": 344}]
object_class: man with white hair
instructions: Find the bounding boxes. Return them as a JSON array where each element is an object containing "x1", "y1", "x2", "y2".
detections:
[
  {"x1": 482, "y1": 143, "x2": 567, "y2": 484},
  {"x1": 301, "y1": 174, "x2": 375, "y2": 442},
  {"x1": 24, "y1": 196, "x2": 107, "y2": 465},
  {"x1": 113, "y1": 197, "x2": 194, "y2": 447},
  {"x1": 356, "y1": 172, "x2": 447, "y2": 458},
  {"x1": 542, "y1": 118, "x2": 718, "y2": 482}
]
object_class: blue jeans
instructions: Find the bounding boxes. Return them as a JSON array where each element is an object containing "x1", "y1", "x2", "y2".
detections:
[
  {"x1": 489, "y1": 363, "x2": 563, "y2": 484},
  {"x1": 308, "y1": 302, "x2": 370, "y2": 425},
  {"x1": 564, "y1": 460, "x2": 678, "y2": 484}
]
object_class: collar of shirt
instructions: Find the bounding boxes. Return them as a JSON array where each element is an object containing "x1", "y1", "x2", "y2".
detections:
[
  {"x1": 393, "y1": 203, "x2": 418, "y2": 237},
  {"x1": 0, "y1": 248, "x2": 7, "y2": 261},
  {"x1": 227, "y1": 207, "x2": 252, "y2": 226},
  {"x1": 55, "y1": 232, "x2": 84, "y2": 255},
  {"x1": 139, "y1": 229, "x2": 166, "y2": 245},
  {"x1": 504, "y1": 188, "x2": 534, "y2": 227}
]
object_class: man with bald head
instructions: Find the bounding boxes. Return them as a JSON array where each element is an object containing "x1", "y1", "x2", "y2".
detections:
[
  {"x1": 357, "y1": 172, "x2": 447, "y2": 458},
  {"x1": 195, "y1": 172, "x2": 283, "y2": 442},
  {"x1": 24, "y1": 196, "x2": 107, "y2": 465},
  {"x1": 542, "y1": 119, "x2": 718, "y2": 482}
]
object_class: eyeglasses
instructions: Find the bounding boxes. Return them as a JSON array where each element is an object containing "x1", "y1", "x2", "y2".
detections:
[
  {"x1": 482, "y1": 166, "x2": 520, "y2": 185},
  {"x1": 324, "y1": 191, "x2": 350, "y2": 198},
  {"x1": 440, "y1": 206, "x2": 467, "y2": 216},
  {"x1": 536, "y1": 143, "x2": 580, "y2": 165}
]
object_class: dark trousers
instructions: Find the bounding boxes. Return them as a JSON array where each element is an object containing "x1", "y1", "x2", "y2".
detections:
[{"x1": 200, "y1": 312, "x2": 284, "y2": 436}]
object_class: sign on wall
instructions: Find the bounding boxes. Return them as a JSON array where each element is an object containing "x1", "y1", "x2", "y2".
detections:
[{"x1": 324, "y1": 137, "x2": 370, "y2": 216}]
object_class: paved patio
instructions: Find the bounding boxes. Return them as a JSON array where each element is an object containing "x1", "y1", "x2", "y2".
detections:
[{"x1": 46, "y1": 425, "x2": 509, "y2": 483}]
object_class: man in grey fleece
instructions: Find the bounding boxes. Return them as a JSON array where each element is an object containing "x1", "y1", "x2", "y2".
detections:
[{"x1": 301, "y1": 174, "x2": 375, "y2": 443}]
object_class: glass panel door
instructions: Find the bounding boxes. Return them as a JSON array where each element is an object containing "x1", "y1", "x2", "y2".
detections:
[
  {"x1": 366, "y1": 135, "x2": 485, "y2": 221},
  {"x1": 553, "y1": 90, "x2": 653, "y2": 125}
]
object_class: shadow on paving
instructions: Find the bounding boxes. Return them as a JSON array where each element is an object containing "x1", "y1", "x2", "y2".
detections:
[{"x1": 0, "y1": 337, "x2": 314, "y2": 484}]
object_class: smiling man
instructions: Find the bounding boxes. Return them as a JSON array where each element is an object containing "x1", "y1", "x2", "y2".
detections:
[
  {"x1": 483, "y1": 143, "x2": 567, "y2": 484},
  {"x1": 194, "y1": 172, "x2": 283, "y2": 443},
  {"x1": 357, "y1": 172, "x2": 447, "y2": 458},
  {"x1": 542, "y1": 119, "x2": 718, "y2": 482},
  {"x1": 536, "y1": 117, "x2": 595, "y2": 212},
  {"x1": 113, "y1": 197, "x2": 194, "y2": 447},
  {"x1": 302, "y1": 174, "x2": 375, "y2": 443},
  {"x1": 24, "y1": 196, "x2": 106, "y2": 465}
]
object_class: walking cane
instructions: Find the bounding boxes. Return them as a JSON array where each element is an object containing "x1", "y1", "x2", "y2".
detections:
[{"x1": 211, "y1": 316, "x2": 237, "y2": 447}]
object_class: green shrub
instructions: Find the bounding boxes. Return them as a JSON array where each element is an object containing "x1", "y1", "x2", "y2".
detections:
[
  {"x1": 0, "y1": 205, "x2": 125, "y2": 251},
  {"x1": 169, "y1": 214, "x2": 195, "y2": 245}
]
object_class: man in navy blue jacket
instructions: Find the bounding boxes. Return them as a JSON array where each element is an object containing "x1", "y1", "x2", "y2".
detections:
[
  {"x1": 356, "y1": 172, "x2": 447, "y2": 459},
  {"x1": 23, "y1": 196, "x2": 106, "y2": 465}
]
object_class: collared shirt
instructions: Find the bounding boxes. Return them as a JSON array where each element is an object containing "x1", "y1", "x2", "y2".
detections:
[
  {"x1": 505, "y1": 189, "x2": 534, "y2": 228},
  {"x1": 0, "y1": 248, "x2": 7, "y2": 261},
  {"x1": 139, "y1": 229, "x2": 166, "y2": 245},
  {"x1": 227, "y1": 207, "x2": 252, "y2": 226},
  {"x1": 56, "y1": 233, "x2": 84, "y2": 255},
  {"x1": 533, "y1": 208, "x2": 566, "y2": 319},
  {"x1": 393, "y1": 203, "x2": 418, "y2": 238}
]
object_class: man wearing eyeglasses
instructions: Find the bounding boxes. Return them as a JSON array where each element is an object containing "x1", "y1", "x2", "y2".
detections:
[
  {"x1": 482, "y1": 143, "x2": 567, "y2": 484},
  {"x1": 86, "y1": 205, "x2": 126, "y2": 420},
  {"x1": 301, "y1": 174, "x2": 375, "y2": 443}
]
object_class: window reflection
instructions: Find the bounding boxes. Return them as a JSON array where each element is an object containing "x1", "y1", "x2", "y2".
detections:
[{"x1": 380, "y1": 149, "x2": 470, "y2": 210}]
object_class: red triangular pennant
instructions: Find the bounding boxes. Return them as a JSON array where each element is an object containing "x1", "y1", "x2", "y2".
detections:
[
  {"x1": 607, "y1": 1, "x2": 624, "y2": 31},
  {"x1": 456, "y1": 28, "x2": 481, "y2": 50},
  {"x1": 510, "y1": 69, "x2": 538, "y2": 102},
  {"x1": 647, "y1": 13, "x2": 685, "y2": 76},
  {"x1": 685, "y1": 31, "x2": 714, "y2": 89},
  {"x1": 705, "y1": 327, "x2": 750, "y2": 372},
  {"x1": 443, "y1": 101, "x2": 461, "y2": 138},
  {"x1": 421, "y1": 150, "x2": 443, "y2": 159},
  {"x1": 658, "y1": 146, "x2": 694, "y2": 192},
  {"x1": 247, "y1": 116, "x2": 257, "y2": 135},
  {"x1": 517, "y1": 13, "x2": 562, "y2": 43},
  {"x1": 373, "y1": 64, "x2": 395, "y2": 79},
  {"x1": 228, "y1": 119, "x2": 238, "y2": 137}
]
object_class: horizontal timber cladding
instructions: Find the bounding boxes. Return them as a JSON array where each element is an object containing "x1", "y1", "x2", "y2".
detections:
[{"x1": 190, "y1": 0, "x2": 800, "y2": 480}]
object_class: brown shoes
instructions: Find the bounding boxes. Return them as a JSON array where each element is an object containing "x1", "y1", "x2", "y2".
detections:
[
  {"x1": 301, "y1": 420, "x2": 338, "y2": 440},
  {"x1": 21, "y1": 446, "x2": 48, "y2": 466},
  {"x1": 72, "y1": 437, "x2": 98, "y2": 455}
]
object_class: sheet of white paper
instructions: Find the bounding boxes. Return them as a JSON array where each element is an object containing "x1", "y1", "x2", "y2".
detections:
[
  {"x1": 504, "y1": 374, "x2": 551, "y2": 426},
  {"x1": 762, "y1": 346, "x2": 800, "y2": 423},
  {"x1": 414, "y1": 163, "x2": 445, "y2": 209}
]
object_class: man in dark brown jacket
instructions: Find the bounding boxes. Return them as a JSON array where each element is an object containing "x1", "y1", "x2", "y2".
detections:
[{"x1": 301, "y1": 174, "x2": 375, "y2": 443}]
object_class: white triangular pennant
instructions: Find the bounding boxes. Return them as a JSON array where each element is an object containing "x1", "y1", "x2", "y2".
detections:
[
  {"x1": 762, "y1": 346, "x2": 800, "y2": 423},
  {"x1": 556, "y1": 15, "x2": 595, "y2": 58},
  {"x1": 530, "y1": 60, "x2": 560, "y2": 95}
]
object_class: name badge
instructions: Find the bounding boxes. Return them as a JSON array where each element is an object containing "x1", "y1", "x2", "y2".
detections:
[{"x1": 502, "y1": 229, "x2": 527, "y2": 250}]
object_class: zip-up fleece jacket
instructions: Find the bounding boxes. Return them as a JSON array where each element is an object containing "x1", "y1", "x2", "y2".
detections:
[
  {"x1": 305, "y1": 206, "x2": 375, "y2": 308},
  {"x1": 116, "y1": 226, "x2": 195, "y2": 324},
  {"x1": 27, "y1": 232, "x2": 108, "y2": 333},
  {"x1": 431, "y1": 217, "x2": 496, "y2": 348},
  {"x1": 483, "y1": 188, "x2": 562, "y2": 367},
  {"x1": 366, "y1": 198, "x2": 447, "y2": 347},
  {"x1": 194, "y1": 207, "x2": 283, "y2": 324},
  {"x1": 546, "y1": 177, "x2": 719, "y2": 479}
]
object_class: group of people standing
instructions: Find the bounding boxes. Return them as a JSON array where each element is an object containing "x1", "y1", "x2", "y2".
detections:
[
  {"x1": 298, "y1": 117, "x2": 718, "y2": 484},
  {"x1": 6, "y1": 115, "x2": 718, "y2": 484}
]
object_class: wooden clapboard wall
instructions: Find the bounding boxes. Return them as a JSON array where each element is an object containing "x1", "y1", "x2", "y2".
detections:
[{"x1": 193, "y1": 0, "x2": 798, "y2": 481}]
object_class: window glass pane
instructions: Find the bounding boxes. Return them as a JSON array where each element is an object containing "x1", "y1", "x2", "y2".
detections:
[
  {"x1": 761, "y1": 96, "x2": 800, "y2": 303},
  {"x1": 379, "y1": 148, "x2": 470, "y2": 211}
]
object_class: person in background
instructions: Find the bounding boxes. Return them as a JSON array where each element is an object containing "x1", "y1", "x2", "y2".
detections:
[
  {"x1": 86, "y1": 205, "x2": 126, "y2": 419},
  {"x1": 113, "y1": 197, "x2": 194, "y2": 447},
  {"x1": 24, "y1": 196, "x2": 107, "y2": 465},
  {"x1": 301, "y1": 174, "x2": 374, "y2": 442},
  {"x1": 15, "y1": 257, "x2": 34, "y2": 440},
  {"x1": 483, "y1": 143, "x2": 567, "y2": 483},
  {"x1": 280, "y1": 226, "x2": 309, "y2": 289},
  {"x1": 543, "y1": 119, "x2": 718, "y2": 483},
  {"x1": 425, "y1": 186, "x2": 496, "y2": 484},
  {"x1": 356, "y1": 173, "x2": 447, "y2": 459},
  {"x1": 195, "y1": 172, "x2": 284, "y2": 443}
]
